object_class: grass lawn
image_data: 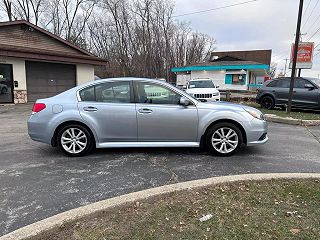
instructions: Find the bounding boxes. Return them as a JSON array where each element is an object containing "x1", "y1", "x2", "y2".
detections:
[
  {"x1": 29, "y1": 179, "x2": 320, "y2": 240},
  {"x1": 241, "y1": 102, "x2": 320, "y2": 120}
]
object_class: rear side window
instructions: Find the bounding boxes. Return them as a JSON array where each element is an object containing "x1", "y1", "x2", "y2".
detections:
[
  {"x1": 79, "y1": 86, "x2": 95, "y2": 101},
  {"x1": 278, "y1": 80, "x2": 290, "y2": 88},
  {"x1": 79, "y1": 81, "x2": 131, "y2": 103},
  {"x1": 266, "y1": 80, "x2": 278, "y2": 87}
]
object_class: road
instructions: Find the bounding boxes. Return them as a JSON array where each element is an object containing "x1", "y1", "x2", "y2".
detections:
[{"x1": 0, "y1": 104, "x2": 320, "y2": 236}]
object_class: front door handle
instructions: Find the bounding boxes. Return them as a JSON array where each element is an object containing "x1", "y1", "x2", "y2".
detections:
[
  {"x1": 83, "y1": 106, "x2": 98, "y2": 112},
  {"x1": 138, "y1": 108, "x2": 153, "y2": 114}
]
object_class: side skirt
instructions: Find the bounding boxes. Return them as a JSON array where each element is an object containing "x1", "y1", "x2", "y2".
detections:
[{"x1": 97, "y1": 142, "x2": 200, "y2": 148}]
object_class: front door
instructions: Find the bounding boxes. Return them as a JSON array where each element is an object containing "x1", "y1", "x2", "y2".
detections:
[
  {"x1": 134, "y1": 81, "x2": 198, "y2": 142},
  {"x1": 292, "y1": 78, "x2": 320, "y2": 108},
  {"x1": 0, "y1": 64, "x2": 13, "y2": 103},
  {"x1": 78, "y1": 81, "x2": 137, "y2": 143}
]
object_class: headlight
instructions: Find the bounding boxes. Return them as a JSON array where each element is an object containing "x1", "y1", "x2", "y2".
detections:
[
  {"x1": 212, "y1": 93, "x2": 219, "y2": 96},
  {"x1": 243, "y1": 106, "x2": 265, "y2": 120}
]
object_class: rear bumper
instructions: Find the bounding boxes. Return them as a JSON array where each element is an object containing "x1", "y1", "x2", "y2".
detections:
[{"x1": 27, "y1": 115, "x2": 52, "y2": 145}]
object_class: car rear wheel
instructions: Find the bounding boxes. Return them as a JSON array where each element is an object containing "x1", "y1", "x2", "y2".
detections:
[
  {"x1": 206, "y1": 122, "x2": 243, "y2": 156},
  {"x1": 57, "y1": 124, "x2": 94, "y2": 157},
  {"x1": 260, "y1": 95, "x2": 275, "y2": 109}
]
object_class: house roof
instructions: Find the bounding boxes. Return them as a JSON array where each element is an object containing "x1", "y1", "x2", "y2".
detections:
[
  {"x1": 210, "y1": 49, "x2": 272, "y2": 65},
  {"x1": 0, "y1": 20, "x2": 107, "y2": 65}
]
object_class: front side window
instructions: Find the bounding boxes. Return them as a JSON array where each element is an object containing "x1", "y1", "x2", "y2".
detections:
[
  {"x1": 294, "y1": 79, "x2": 308, "y2": 89},
  {"x1": 136, "y1": 82, "x2": 182, "y2": 105},
  {"x1": 188, "y1": 80, "x2": 214, "y2": 88},
  {"x1": 79, "y1": 81, "x2": 131, "y2": 103}
]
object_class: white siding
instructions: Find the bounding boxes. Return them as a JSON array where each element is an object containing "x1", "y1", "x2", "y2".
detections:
[
  {"x1": 0, "y1": 57, "x2": 26, "y2": 90},
  {"x1": 191, "y1": 70, "x2": 225, "y2": 88},
  {"x1": 191, "y1": 70, "x2": 248, "y2": 90},
  {"x1": 176, "y1": 74, "x2": 191, "y2": 86},
  {"x1": 76, "y1": 64, "x2": 94, "y2": 85}
]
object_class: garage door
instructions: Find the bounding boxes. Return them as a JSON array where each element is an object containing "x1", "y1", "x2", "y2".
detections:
[{"x1": 26, "y1": 61, "x2": 76, "y2": 102}]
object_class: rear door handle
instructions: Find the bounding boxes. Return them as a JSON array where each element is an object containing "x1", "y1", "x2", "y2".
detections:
[
  {"x1": 83, "y1": 106, "x2": 98, "y2": 112},
  {"x1": 138, "y1": 108, "x2": 153, "y2": 114}
]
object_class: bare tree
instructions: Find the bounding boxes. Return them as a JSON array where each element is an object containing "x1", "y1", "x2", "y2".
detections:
[
  {"x1": 1, "y1": 0, "x2": 14, "y2": 21},
  {"x1": 0, "y1": 0, "x2": 216, "y2": 81}
]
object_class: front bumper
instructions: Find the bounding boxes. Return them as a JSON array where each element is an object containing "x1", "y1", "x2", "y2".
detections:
[
  {"x1": 247, "y1": 134, "x2": 269, "y2": 146},
  {"x1": 246, "y1": 117, "x2": 269, "y2": 146}
]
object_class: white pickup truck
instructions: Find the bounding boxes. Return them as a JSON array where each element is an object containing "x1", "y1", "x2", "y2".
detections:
[{"x1": 185, "y1": 78, "x2": 220, "y2": 102}]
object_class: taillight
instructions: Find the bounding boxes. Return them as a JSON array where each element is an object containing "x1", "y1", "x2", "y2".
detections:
[{"x1": 32, "y1": 103, "x2": 46, "y2": 113}]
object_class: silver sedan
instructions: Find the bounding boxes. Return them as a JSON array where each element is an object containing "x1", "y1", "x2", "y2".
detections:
[{"x1": 28, "y1": 78, "x2": 268, "y2": 157}]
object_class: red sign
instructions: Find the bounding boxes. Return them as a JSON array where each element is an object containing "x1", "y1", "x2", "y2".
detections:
[{"x1": 290, "y1": 42, "x2": 314, "y2": 69}]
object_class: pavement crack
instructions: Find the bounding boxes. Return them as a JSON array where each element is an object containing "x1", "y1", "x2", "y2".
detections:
[{"x1": 305, "y1": 126, "x2": 320, "y2": 144}]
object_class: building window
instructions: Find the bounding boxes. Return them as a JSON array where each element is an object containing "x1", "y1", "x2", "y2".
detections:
[{"x1": 232, "y1": 74, "x2": 246, "y2": 85}]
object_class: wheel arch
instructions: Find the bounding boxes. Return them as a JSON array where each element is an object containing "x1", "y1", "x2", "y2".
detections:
[
  {"x1": 260, "y1": 93, "x2": 275, "y2": 102},
  {"x1": 51, "y1": 120, "x2": 96, "y2": 147},
  {"x1": 200, "y1": 119, "x2": 247, "y2": 148}
]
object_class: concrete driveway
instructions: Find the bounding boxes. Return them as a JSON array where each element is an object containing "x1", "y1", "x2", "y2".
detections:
[{"x1": 0, "y1": 104, "x2": 320, "y2": 236}]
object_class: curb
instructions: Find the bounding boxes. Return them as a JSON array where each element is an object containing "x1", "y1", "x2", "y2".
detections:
[
  {"x1": 1, "y1": 173, "x2": 320, "y2": 240},
  {"x1": 264, "y1": 114, "x2": 320, "y2": 126}
]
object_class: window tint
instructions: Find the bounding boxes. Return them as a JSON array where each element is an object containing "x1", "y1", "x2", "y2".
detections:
[
  {"x1": 294, "y1": 79, "x2": 308, "y2": 88},
  {"x1": 278, "y1": 79, "x2": 290, "y2": 88},
  {"x1": 266, "y1": 80, "x2": 278, "y2": 87},
  {"x1": 79, "y1": 81, "x2": 131, "y2": 103},
  {"x1": 95, "y1": 82, "x2": 131, "y2": 103},
  {"x1": 79, "y1": 86, "x2": 95, "y2": 101},
  {"x1": 136, "y1": 82, "x2": 182, "y2": 105}
]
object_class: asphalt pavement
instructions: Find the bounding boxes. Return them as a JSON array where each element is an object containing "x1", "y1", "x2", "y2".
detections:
[{"x1": 0, "y1": 104, "x2": 320, "y2": 236}]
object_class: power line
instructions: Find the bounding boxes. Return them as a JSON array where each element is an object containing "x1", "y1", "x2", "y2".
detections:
[
  {"x1": 305, "y1": 12, "x2": 320, "y2": 33},
  {"x1": 172, "y1": 0, "x2": 258, "y2": 18},
  {"x1": 307, "y1": 25, "x2": 320, "y2": 40},
  {"x1": 303, "y1": 0, "x2": 312, "y2": 16},
  {"x1": 302, "y1": 0, "x2": 320, "y2": 30}
]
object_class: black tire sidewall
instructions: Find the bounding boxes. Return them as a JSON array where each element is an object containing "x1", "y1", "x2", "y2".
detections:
[
  {"x1": 261, "y1": 95, "x2": 275, "y2": 109},
  {"x1": 57, "y1": 124, "x2": 93, "y2": 157},
  {"x1": 206, "y1": 122, "x2": 243, "y2": 157}
]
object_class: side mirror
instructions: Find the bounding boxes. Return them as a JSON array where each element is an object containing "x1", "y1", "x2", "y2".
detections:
[
  {"x1": 305, "y1": 83, "x2": 315, "y2": 90},
  {"x1": 179, "y1": 97, "x2": 191, "y2": 106},
  {"x1": 216, "y1": 84, "x2": 220, "y2": 89}
]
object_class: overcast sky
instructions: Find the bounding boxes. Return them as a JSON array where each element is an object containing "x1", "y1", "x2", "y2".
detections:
[{"x1": 174, "y1": 0, "x2": 320, "y2": 78}]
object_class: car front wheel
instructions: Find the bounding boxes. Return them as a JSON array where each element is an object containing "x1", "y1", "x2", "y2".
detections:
[
  {"x1": 57, "y1": 124, "x2": 94, "y2": 157},
  {"x1": 206, "y1": 122, "x2": 243, "y2": 156}
]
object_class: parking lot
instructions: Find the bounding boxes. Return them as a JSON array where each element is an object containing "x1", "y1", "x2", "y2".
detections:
[{"x1": 1, "y1": 104, "x2": 320, "y2": 236}]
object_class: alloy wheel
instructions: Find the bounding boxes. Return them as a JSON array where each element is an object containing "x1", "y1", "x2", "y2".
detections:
[
  {"x1": 262, "y1": 96, "x2": 274, "y2": 109},
  {"x1": 211, "y1": 127, "x2": 239, "y2": 154},
  {"x1": 61, "y1": 128, "x2": 87, "y2": 154}
]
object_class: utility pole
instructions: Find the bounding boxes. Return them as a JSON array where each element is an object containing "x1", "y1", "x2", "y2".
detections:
[
  {"x1": 283, "y1": 58, "x2": 289, "y2": 76},
  {"x1": 287, "y1": 0, "x2": 304, "y2": 114}
]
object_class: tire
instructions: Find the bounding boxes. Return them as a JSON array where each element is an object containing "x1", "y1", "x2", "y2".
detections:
[
  {"x1": 260, "y1": 95, "x2": 275, "y2": 110},
  {"x1": 57, "y1": 124, "x2": 94, "y2": 157},
  {"x1": 206, "y1": 122, "x2": 243, "y2": 157}
]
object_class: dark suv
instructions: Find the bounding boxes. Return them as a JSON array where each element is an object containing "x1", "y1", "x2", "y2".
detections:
[{"x1": 256, "y1": 77, "x2": 320, "y2": 110}]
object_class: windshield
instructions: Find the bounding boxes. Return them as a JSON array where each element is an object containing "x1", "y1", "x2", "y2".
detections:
[
  {"x1": 305, "y1": 78, "x2": 320, "y2": 87},
  {"x1": 188, "y1": 80, "x2": 215, "y2": 89}
]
